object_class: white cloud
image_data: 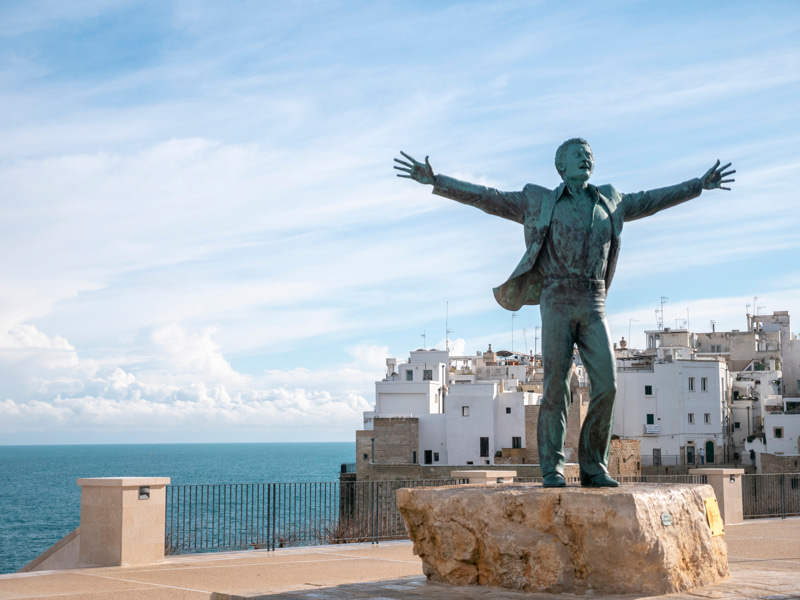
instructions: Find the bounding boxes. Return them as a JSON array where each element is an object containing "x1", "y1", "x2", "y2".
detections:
[
  {"x1": 0, "y1": 323, "x2": 375, "y2": 442},
  {"x1": 151, "y1": 323, "x2": 247, "y2": 385}
]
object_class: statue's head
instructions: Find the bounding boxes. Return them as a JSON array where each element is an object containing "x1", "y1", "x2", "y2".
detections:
[{"x1": 555, "y1": 138, "x2": 593, "y2": 182}]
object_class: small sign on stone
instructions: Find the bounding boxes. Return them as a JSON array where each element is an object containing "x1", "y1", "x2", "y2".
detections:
[
  {"x1": 661, "y1": 513, "x2": 672, "y2": 526},
  {"x1": 704, "y1": 497, "x2": 724, "y2": 537}
]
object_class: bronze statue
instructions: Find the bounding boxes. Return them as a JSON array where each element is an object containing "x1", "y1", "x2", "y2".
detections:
[{"x1": 394, "y1": 139, "x2": 734, "y2": 487}]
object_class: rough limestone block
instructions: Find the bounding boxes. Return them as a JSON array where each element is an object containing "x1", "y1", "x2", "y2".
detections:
[{"x1": 396, "y1": 483, "x2": 728, "y2": 595}]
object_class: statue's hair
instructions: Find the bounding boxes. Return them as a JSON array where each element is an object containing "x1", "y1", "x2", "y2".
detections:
[{"x1": 555, "y1": 138, "x2": 591, "y2": 177}]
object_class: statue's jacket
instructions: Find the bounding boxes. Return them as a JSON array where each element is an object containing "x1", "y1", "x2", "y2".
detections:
[{"x1": 432, "y1": 175, "x2": 703, "y2": 311}]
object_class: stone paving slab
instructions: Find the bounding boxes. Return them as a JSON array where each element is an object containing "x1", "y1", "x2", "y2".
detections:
[{"x1": 210, "y1": 569, "x2": 800, "y2": 600}]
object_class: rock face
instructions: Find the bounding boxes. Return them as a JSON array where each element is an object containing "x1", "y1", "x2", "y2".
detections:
[{"x1": 396, "y1": 483, "x2": 728, "y2": 595}]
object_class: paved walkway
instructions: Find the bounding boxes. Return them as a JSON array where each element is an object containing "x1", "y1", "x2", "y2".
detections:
[{"x1": 1, "y1": 517, "x2": 798, "y2": 600}]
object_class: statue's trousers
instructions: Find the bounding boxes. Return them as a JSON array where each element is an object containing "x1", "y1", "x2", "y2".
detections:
[{"x1": 537, "y1": 280, "x2": 617, "y2": 478}]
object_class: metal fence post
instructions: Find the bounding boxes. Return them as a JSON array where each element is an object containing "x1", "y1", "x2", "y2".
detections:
[{"x1": 781, "y1": 473, "x2": 787, "y2": 519}]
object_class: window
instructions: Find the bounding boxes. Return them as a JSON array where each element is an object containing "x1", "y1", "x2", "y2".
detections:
[
  {"x1": 704, "y1": 413, "x2": 710, "y2": 424},
  {"x1": 688, "y1": 413, "x2": 695, "y2": 424},
  {"x1": 433, "y1": 452, "x2": 439, "y2": 462},
  {"x1": 462, "y1": 406, "x2": 469, "y2": 417},
  {"x1": 423, "y1": 369, "x2": 433, "y2": 381},
  {"x1": 406, "y1": 370, "x2": 413, "y2": 381},
  {"x1": 734, "y1": 421, "x2": 741, "y2": 429},
  {"x1": 505, "y1": 407, "x2": 511, "y2": 414},
  {"x1": 645, "y1": 385, "x2": 653, "y2": 396},
  {"x1": 512, "y1": 436, "x2": 522, "y2": 449},
  {"x1": 701, "y1": 377, "x2": 708, "y2": 392},
  {"x1": 424, "y1": 450, "x2": 432, "y2": 464},
  {"x1": 412, "y1": 451, "x2": 417, "y2": 464},
  {"x1": 688, "y1": 377, "x2": 695, "y2": 392},
  {"x1": 711, "y1": 344, "x2": 721, "y2": 353},
  {"x1": 363, "y1": 453, "x2": 369, "y2": 460},
  {"x1": 775, "y1": 427, "x2": 784, "y2": 439},
  {"x1": 646, "y1": 414, "x2": 655, "y2": 425}
]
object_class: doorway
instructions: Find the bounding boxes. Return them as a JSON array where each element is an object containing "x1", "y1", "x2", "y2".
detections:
[{"x1": 705, "y1": 441, "x2": 715, "y2": 464}]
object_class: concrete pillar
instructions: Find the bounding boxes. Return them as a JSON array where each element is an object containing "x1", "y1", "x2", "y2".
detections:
[
  {"x1": 689, "y1": 468, "x2": 744, "y2": 525},
  {"x1": 77, "y1": 477, "x2": 170, "y2": 567}
]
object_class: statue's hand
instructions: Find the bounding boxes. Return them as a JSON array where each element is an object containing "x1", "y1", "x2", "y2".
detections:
[
  {"x1": 701, "y1": 159, "x2": 736, "y2": 191},
  {"x1": 394, "y1": 151, "x2": 435, "y2": 185}
]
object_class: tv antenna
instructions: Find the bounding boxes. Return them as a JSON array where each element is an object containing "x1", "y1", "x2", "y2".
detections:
[
  {"x1": 420, "y1": 330, "x2": 426, "y2": 349},
  {"x1": 656, "y1": 296, "x2": 668, "y2": 331},
  {"x1": 511, "y1": 312, "x2": 518, "y2": 352},
  {"x1": 710, "y1": 319, "x2": 716, "y2": 333},
  {"x1": 445, "y1": 301, "x2": 451, "y2": 351},
  {"x1": 522, "y1": 329, "x2": 529, "y2": 355},
  {"x1": 628, "y1": 318, "x2": 638, "y2": 345}
]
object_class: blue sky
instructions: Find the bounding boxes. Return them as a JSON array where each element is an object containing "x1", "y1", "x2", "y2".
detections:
[{"x1": 1, "y1": 0, "x2": 798, "y2": 444}]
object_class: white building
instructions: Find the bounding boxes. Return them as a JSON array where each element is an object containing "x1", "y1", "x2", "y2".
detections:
[
  {"x1": 363, "y1": 346, "x2": 541, "y2": 466},
  {"x1": 614, "y1": 343, "x2": 729, "y2": 466}
]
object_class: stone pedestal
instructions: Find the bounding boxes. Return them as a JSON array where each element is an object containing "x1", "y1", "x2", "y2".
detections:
[
  {"x1": 396, "y1": 483, "x2": 728, "y2": 596},
  {"x1": 77, "y1": 477, "x2": 170, "y2": 567},
  {"x1": 690, "y1": 468, "x2": 744, "y2": 524}
]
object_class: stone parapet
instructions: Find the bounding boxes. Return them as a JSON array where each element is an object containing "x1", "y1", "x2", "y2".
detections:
[{"x1": 397, "y1": 483, "x2": 728, "y2": 595}]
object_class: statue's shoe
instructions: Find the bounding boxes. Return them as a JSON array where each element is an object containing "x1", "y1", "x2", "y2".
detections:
[
  {"x1": 542, "y1": 473, "x2": 566, "y2": 488},
  {"x1": 580, "y1": 472, "x2": 620, "y2": 487}
]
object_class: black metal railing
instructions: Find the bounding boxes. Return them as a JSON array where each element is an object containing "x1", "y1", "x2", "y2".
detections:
[
  {"x1": 742, "y1": 473, "x2": 800, "y2": 519},
  {"x1": 639, "y1": 454, "x2": 725, "y2": 467},
  {"x1": 165, "y1": 478, "x2": 455, "y2": 555}
]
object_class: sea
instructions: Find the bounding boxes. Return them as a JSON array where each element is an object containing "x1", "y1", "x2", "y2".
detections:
[{"x1": 0, "y1": 442, "x2": 355, "y2": 575}]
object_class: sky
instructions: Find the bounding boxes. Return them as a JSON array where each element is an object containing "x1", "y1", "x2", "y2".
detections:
[{"x1": 1, "y1": 0, "x2": 798, "y2": 445}]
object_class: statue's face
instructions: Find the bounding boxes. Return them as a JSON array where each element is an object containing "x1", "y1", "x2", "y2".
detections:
[{"x1": 562, "y1": 143, "x2": 594, "y2": 182}]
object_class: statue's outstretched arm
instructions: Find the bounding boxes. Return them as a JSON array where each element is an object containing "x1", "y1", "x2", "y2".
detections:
[
  {"x1": 621, "y1": 160, "x2": 735, "y2": 222},
  {"x1": 394, "y1": 151, "x2": 528, "y2": 223}
]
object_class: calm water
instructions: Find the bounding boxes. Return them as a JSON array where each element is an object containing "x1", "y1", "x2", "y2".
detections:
[{"x1": 0, "y1": 442, "x2": 354, "y2": 575}]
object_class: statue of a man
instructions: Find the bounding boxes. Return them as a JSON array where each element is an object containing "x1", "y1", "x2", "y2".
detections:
[{"x1": 394, "y1": 139, "x2": 734, "y2": 487}]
